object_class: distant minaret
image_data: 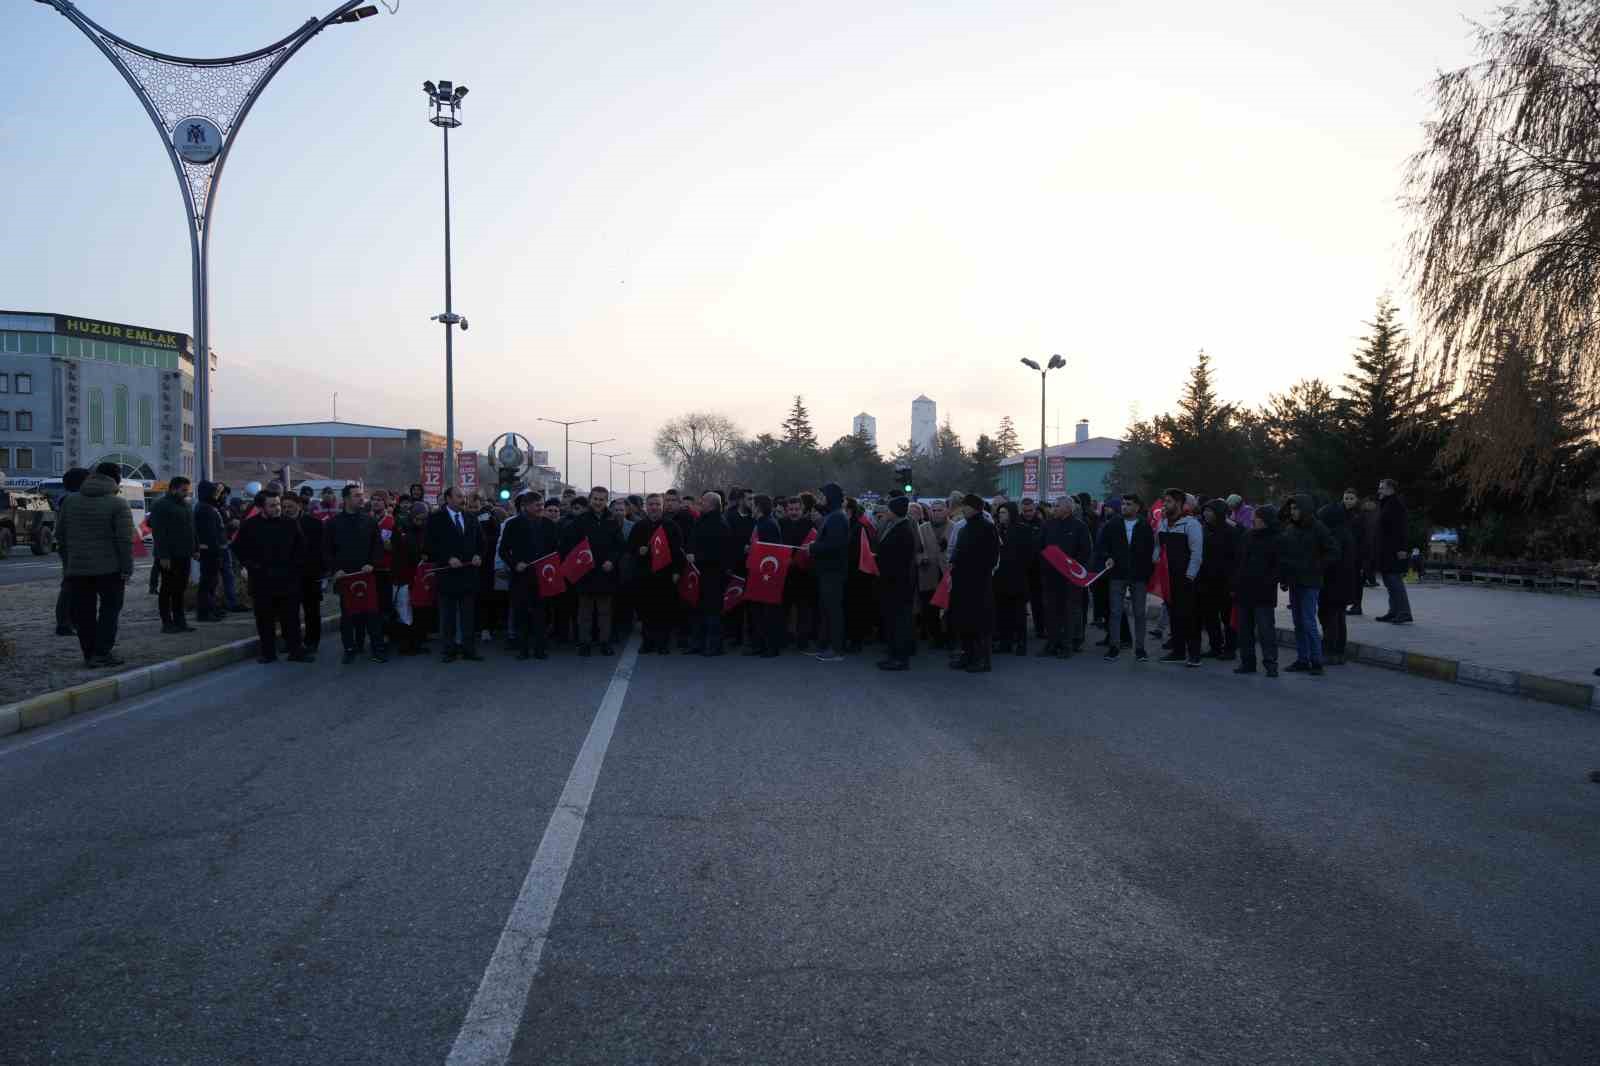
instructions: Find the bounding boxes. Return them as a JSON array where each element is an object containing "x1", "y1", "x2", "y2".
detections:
[
  {"x1": 910, "y1": 395, "x2": 937, "y2": 455},
  {"x1": 852, "y1": 412, "x2": 878, "y2": 450}
]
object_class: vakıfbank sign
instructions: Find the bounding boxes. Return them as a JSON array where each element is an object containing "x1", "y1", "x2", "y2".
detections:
[{"x1": 56, "y1": 315, "x2": 188, "y2": 352}]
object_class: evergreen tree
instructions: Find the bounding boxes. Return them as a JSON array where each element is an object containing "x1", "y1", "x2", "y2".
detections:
[
  {"x1": 994, "y1": 415, "x2": 1022, "y2": 458},
  {"x1": 1257, "y1": 379, "x2": 1345, "y2": 497},
  {"x1": 1340, "y1": 297, "x2": 1422, "y2": 492},
  {"x1": 969, "y1": 434, "x2": 1002, "y2": 494},
  {"x1": 781, "y1": 395, "x2": 819, "y2": 450},
  {"x1": 1146, "y1": 350, "x2": 1253, "y2": 495}
]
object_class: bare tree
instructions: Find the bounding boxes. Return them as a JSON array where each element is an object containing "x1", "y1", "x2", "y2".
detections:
[
  {"x1": 653, "y1": 411, "x2": 744, "y2": 492},
  {"x1": 1404, "y1": 0, "x2": 1600, "y2": 486}
]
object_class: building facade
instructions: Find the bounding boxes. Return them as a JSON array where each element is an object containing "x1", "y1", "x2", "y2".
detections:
[
  {"x1": 214, "y1": 421, "x2": 458, "y2": 487},
  {"x1": 851, "y1": 412, "x2": 877, "y2": 450},
  {"x1": 997, "y1": 420, "x2": 1122, "y2": 501},
  {"x1": 910, "y1": 395, "x2": 937, "y2": 456},
  {"x1": 0, "y1": 310, "x2": 201, "y2": 482}
]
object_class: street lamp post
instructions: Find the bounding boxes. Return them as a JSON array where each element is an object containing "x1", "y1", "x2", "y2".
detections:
[
  {"x1": 536, "y1": 417, "x2": 597, "y2": 490},
  {"x1": 33, "y1": 0, "x2": 390, "y2": 483},
  {"x1": 620, "y1": 462, "x2": 644, "y2": 494},
  {"x1": 1019, "y1": 354, "x2": 1066, "y2": 497},
  {"x1": 640, "y1": 469, "x2": 655, "y2": 495},
  {"x1": 424, "y1": 78, "x2": 469, "y2": 487},
  {"x1": 571, "y1": 438, "x2": 615, "y2": 493},
  {"x1": 598, "y1": 451, "x2": 629, "y2": 494}
]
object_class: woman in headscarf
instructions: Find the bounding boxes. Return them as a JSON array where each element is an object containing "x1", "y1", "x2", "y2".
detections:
[{"x1": 992, "y1": 501, "x2": 1036, "y2": 655}]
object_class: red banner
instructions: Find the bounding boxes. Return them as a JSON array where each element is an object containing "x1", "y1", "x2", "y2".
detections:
[
  {"x1": 410, "y1": 563, "x2": 437, "y2": 608},
  {"x1": 678, "y1": 564, "x2": 700, "y2": 607},
  {"x1": 1148, "y1": 510, "x2": 1170, "y2": 602},
  {"x1": 1022, "y1": 455, "x2": 1039, "y2": 495},
  {"x1": 931, "y1": 570, "x2": 952, "y2": 609},
  {"x1": 1047, "y1": 455, "x2": 1066, "y2": 495},
  {"x1": 791, "y1": 527, "x2": 818, "y2": 571},
  {"x1": 560, "y1": 538, "x2": 595, "y2": 585},
  {"x1": 722, "y1": 576, "x2": 745, "y2": 613},
  {"x1": 1041, "y1": 545, "x2": 1111, "y2": 588},
  {"x1": 421, "y1": 450, "x2": 445, "y2": 501},
  {"x1": 337, "y1": 571, "x2": 379, "y2": 614},
  {"x1": 458, "y1": 451, "x2": 478, "y2": 492},
  {"x1": 745, "y1": 541, "x2": 792, "y2": 605},
  {"x1": 649, "y1": 525, "x2": 672, "y2": 572},
  {"x1": 534, "y1": 551, "x2": 565, "y2": 597},
  {"x1": 857, "y1": 531, "x2": 879, "y2": 575}
]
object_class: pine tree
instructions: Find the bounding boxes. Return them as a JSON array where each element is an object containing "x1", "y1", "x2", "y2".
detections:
[
  {"x1": 969, "y1": 434, "x2": 1002, "y2": 494},
  {"x1": 1148, "y1": 350, "x2": 1252, "y2": 494},
  {"x1": 781, "y1": 395, "x2": 819, "y2": 450},
  {"x1": 1340, "y1": 297, "x2": 1421, "y2": 492},
  {"x1": 994, "y1": 415, "x2": 1021, "y2": 458}
]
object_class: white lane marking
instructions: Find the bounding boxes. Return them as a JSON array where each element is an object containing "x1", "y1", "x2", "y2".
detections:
[
  {"x1": 0, "y1": 662, "x2": 249, "y2": 760},
  {"x1": 445, "y1": 637, "x2": 640, "y2": 1066}
]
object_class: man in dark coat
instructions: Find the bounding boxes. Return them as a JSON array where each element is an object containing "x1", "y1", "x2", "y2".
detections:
[
  {"x1": 52, "y1": 467, "x2": 90, "y2": 636},
  {"x1": 57, "y1": 462, "x2": 134, "y2": 668},
  {"x1": 874, "y1": 495, "x2": 919, "y2": 670},
  {"x1": 1375, "y1": 478, "x2": 1413, "y2": 624},
  {"x1": 1041, "y1": 496, "x2": 1092, "y2": 658},
  {"x1": 424, "y1": 485, "x2": 485, "y2": 662},
  {"x1": 992, "y1": 501, "x2": 1036, "y2": 656},
  {"x1": 1197, "y1": 499, "x2": 1242, "y2": 660},
  {"x1": 1232, "y1": 504, "x2": 1281, "y2": 676},
  {"x1": 194, "y1": 479, "x2": 228, "y2": 623},
  {"x1": 234, "y1": 493, "x2": 313, "y2": 663},
  {"x1": 560, "y1": 486, "x2": 626, "y2": 656},
  {"x1": 499, "y1": 491, "x2": 561, "y2": 660},
  {"x1": 1094, "y1": 493, "x2": 1156, "y2": 662},
  {"x1": 686, "y1": 492, "x2": 730, "y2": 656},
  {"x1": 1017, "y1": 497, "x2": 1046, "y2": 640},
  {"x1": 1317, "y1": 501, "x2": 1361, "y2": 665},
  {"x1": 325, "y1": 483, "x2": 387, "y2": 664},
  {"x1": 280, "y1": 492, "x2": 325, "y2": 651},
  {"x1": 627, "y1": 492, "x2": 685, "y2": 654},
  {"x1": 745, "y1": 494, "x2": 787, "y2": 658},
  {"x1": 780, "y1": 497, "x2": 817, "y2": 651},
  {"x1": 1278, "y1": 492, "x2": 1340, "y2": 674},
  {"x1": 723, "y1": 489, "x2": 757, "y2": 647},
  {"x1": 148, "y1": 476, "x2": 197, "y2": 633},
  {"x1": 807, "y1": 482, "x2": 850, "y2": 662},
  {"x1": 947, "y1": 494, "x2": 999, "y2": 672}
]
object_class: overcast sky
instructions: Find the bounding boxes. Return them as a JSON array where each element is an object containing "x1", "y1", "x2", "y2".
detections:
[{"x1": 9, "y1": 0, "x2": 1486, "y2": 478}]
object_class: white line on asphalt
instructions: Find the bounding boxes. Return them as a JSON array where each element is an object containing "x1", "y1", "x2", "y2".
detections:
[
  {"x1": 0, "y1": 663, "x2": 247, "y2": 760},
  {"x1": 445, "y1": 637, "x2": 640, "y2": 1066}
]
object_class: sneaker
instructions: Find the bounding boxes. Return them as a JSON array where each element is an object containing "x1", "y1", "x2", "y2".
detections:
[
  {"x1": 371, "y1": 652, "x2": 388, "y2": 664},
  {"x1": 1374, "y1": 613, "x2": 1394, "y2": 623},
  {"x1": 1103, "y1": 648, "x2": 1120, "y2": 662},
  {"x1": 1265, "y1": 664, "x2": 1279, "y2": 678},
  {"x1": 1185, "y1": 657, "x2": 1201, "y2": 668},
  {"x1": 342, "y1": 650, "x2": 358, "y2": 665},
  {"x1": 1232, "y1": 663, "x2": 1256, "y2": 674},
  {"x1": 1345, "y1": 606, "x2": 1362, "y2": 616},
  {"x1": 1134, "y1": 649, "x2": 1149, "y2": 663},
  {"x1": 1158, "y1": 652, "x2": 1185, "y2": 664},
  {"x1": 93, "y1": 653, "x2": 125, "y2": 669},
  {"x1": 1389, "y1": 616, "x2": 1414, "y2": 625},
  {"x1": 1309, "y1": 663, "x2": 1325, "y2": 676}
]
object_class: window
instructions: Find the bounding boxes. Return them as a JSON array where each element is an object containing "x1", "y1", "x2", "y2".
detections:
[
  {"x1": 16, "y1": 411, "x2": 31, "y2": 432},
  {"x1": 182, "y1": 422, "x2": 194, "y2": 444},
  {"x1": 0, "y1": 411, "x2": 8, "y2": 430},
  {"x1": 182, "y1": 390, "x2": 193, "y2": 413},
  {"x1": 0, "y1": 373, "x2": 8, "y2": 393},
  {"x1": 139, "y1": 395, "x2": 154, "y2": 447},
  {"x1": 14, "y1": 373, "x2": 28, "y2": 395},
  {"x1": 15, "y1": 448, "x2": 32, "y2": 470},
  {"x1": 0, "y1": 448, "x2": 8, "y2": 467},
  {"x1": 113, "y1": 385, "x2": 129, "y2": 444},
  {"x1": 52, "y1": 448, "x2": 63, "y2": 474},
  {"x1": 89, "y1": 387, "x2": 104, "y2": 444}
]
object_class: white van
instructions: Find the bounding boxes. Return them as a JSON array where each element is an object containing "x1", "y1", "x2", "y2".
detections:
[{"x1": 119, "y1": 482, "x2": 148, "y2": 541}]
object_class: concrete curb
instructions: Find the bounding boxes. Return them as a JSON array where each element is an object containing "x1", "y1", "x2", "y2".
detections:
[
  {"x1": 1272, "y1": 626, "x2": 1599, "y2": 713},
  {"x1": 0, "y1": 614, "x2": 339, "y2": 740}
]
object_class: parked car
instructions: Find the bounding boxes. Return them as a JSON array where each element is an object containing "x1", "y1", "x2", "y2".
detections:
[{"x1": 0, "y1": 486, "x2": 55, "y2": 557}]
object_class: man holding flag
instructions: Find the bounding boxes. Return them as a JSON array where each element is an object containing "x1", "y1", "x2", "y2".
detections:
[
  {"x1": 742, "y1": 494, "x2": 788, "y2": 658},
  {"x1": 686, "y1": 491, "x2": 730, "y2": 656},
  {"x1": 780, "y1": 497, "x2": 818, "y2": 652},
  {"x1": 1040, "y1": 496, "x2": 1093, "y2": 658},
  {"x1": 499, "y1": 491, "x2": 562, "y2": 660},
  {"x1": 560, "y1": 486, "x2": 625, "y2": 656},
  {"x1": 1094, "y1": 493, "x2": 1157, "y2": 662},
  {"x1": 626, "y1": 493, "x2": 685, "y2": 654}
]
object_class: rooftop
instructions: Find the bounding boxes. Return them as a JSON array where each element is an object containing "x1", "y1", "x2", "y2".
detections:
[
  {"x1": 1000, "y1": 436, "x2": 1123, "y2": 464},
  {"x1": 215, "y1": 421, "x2": 417, "y2": 439}
]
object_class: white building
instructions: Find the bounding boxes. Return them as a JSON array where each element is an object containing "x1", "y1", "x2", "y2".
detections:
[
  {"x1": 851, "y1": 412, "x2": 877, "y2": 449},
  {"x1": 910, "y1": 395, "x2": 937, "y2": 456}
]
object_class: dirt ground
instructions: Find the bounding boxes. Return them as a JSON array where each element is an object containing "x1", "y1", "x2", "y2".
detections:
[{"x1": 0, "y1": 570, "x2": 267, "y2": 705}]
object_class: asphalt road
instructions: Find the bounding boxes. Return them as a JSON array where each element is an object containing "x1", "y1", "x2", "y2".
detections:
[
  {"x1": 0, "y1": 552, "x2": 154, "y2": 586},
  {"x1": 3, "y1": 637, "x2": 1598, "y2": 1065}
]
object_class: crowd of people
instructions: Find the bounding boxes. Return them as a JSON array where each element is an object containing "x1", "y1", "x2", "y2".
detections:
[{"x1": 49, "y1": 461, "x2": 1420, "y2": 677}]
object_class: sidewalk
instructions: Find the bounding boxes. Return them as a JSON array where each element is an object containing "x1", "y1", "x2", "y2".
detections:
[{"x1": 1272, "y1": 583, "x2": 1598, "y2": 687}]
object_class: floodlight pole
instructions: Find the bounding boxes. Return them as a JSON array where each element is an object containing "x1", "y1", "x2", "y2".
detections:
[{"x1": 33, "y1": 0, "x2": 387, "y2": 484}]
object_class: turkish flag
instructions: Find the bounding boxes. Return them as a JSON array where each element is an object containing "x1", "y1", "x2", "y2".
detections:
[
  {"x1": 533, "y1": 551, "x2": 566, "y2": 598},
  {"x1": 1148, "y1": 511, "x2": 1170, "y2": 602},
  {"x1": 649, "y1": 525, "x2": 672, "y2": 572},
  {"x1": 560, "y1": 538, "x2": 595, "y2": 584},
  {"x1": 857, "y1": 531, "x2": 879, "y2": 576},
  {"x1": 745, "y1": 541, "x2": 792, "y2": 605},
  {"x1": 1041, "y1": 545, "x2": 1110, "y2": 588},
  {"x1": 931, "y1": 571, "x2": 952, "y2": 609},
  {"x1": 791, "y1": 528, "x2": 818, "y2": 571},
  {"x1": 411, "y1": 563, "x2": 437, "y2": 608},
  {"x1": 337, "y1": 572, "x2": 378, "y2": 614},
  {"x1": 678, "y1": 564, "x2": 701, "y2": 607},
  {"x1": 722, "y1": 576, "x2": 745, "y2": 614},
  {"x1": 132, "y1": 518, "x2": 149, "y2": 559}
]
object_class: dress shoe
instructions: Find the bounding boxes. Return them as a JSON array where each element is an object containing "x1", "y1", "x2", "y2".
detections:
[
  {"x1": 599, "y1": 643, "x2": 614, "y2": 655},
  {"x1": 877, "y1": 659, "x2": 909, "y2": 671},
  {"x1": 288, "y1": 652, "x2": 316, "y2": 663},
  {"x1": 342, "y1": 650, "x2": 358, "y2": 665},
  {"x1": 462, "y1": 651, "x2": 485, "y2": 661}
]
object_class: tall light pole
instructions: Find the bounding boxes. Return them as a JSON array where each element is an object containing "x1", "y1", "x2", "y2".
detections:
[
  {"x1": 598, "y1": 450, "x2": 628, "y2": 494},
  {"x1": 33, "y1": 0, "x2": 390, "y2": 482},
  {"x1": 571, "y1": 438, "x2": 614, "y2": 492},
  {"x1": 537, "y1": 417, "x2": 597, "y2": 490},
  {"x1": 640, "y1": 468, "x2": 656, "y2": 495},
  {"x1": 1019, "y1": 354, "x2": 1066, "y2": 498},
  {"x1": 424, "y1": 78, "x2": 470, "y2": 487},
  {"x1": 620, "y1": 461, "x2": 644, "y2": 494}
]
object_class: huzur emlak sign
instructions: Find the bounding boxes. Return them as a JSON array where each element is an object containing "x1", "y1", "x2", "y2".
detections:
[{"x1": 57, "y1": 315, "x2": 187, "y2": 353}]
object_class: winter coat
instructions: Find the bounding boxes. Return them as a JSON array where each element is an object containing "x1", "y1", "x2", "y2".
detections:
[
  {"x1": 1233, "y1": 510, "x2": 1281, "y2": 609},
  {"x1": 947, "y1": 513, "x2": 999, "y2": 635},
  {"x1": 1378, "y1": 493, "x2": 1409, "y2": 574},
  {"x1": 916, "y1": 520, "x2": 952, "y2": 592},
  {"x1": 1278, "y1": 493, "x2": 1340, "y2": 588},
  {"x1": 294, "y1": 513, "x2": 326, "y2": 578},
  {"x1": 992, "y1": 510, "x2": 1036, "y2": 599},
  {"x1": 809, "y1": 484, "x2": 850, "y2": 576},
  {"x1": 57, "y1": 473, "x2": 134, "y2": 579},
  {"x1": 1093, "y1": 513, "x2": 1155, "y2": 583},
  {"x1": 875, "y1": 515, "x2": 918, "y2": 606},
  {"x1": 1317, "y1": 502, "x2": 1361, "y2": 606},
  {"x1": 689, "y1": 509, "x2": 731, "y2": 575},
  {"x1": 1198, "y1": 502, "x2": 1241, "y2": 586},
  {"x1": 194, "y1": 481, "x2": 226, "y2": 554},
  {"x1": 234, "y1": 514, "x2": 306, "y2": 594},
  {"x1": 325, "y1": 510, "x2": 382, "y2": 576}
]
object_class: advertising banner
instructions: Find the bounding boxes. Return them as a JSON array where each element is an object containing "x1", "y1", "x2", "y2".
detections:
[
  {"x1": 1022, "y1": 456, "x2": 1039, "y2": 495},
  {"x1": 458, "y1": 452, "x2": 479, "y2": 491},
  {"x1": 421, "y1": 450, "x2": 444, "y2": 503},
  {"x1": 1048, "y1": 455, "x2": 1066, "y2": 495}
]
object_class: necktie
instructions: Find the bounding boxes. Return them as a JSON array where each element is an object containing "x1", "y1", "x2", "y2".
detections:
[{"x1": 455, "y1": 511, "x2": 463, "y2": 534}]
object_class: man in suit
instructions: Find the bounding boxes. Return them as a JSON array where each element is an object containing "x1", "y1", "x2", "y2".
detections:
[
  {"x1": 1096, "y1": 493, "x2": 1157, "y2": 662},
  {"x1": 425, "y1": 485, "x2": 485, "y2": 662}
]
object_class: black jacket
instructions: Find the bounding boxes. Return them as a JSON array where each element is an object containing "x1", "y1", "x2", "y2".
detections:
[
  {"x1": 725, "y1": 508, "x2": 757, "y2": 576},
  {"x1": 499, "y1": 513, "x2": 562, "y2": 594},
  {"x1": 148, "y1": 491, "x2": 196, "y2": 561},
  {"x1": 194, "y1": 482, "x2": 226, "y2": 553},
  {"x1": 1042, "y1": 515, "x2": 1093, "y2": 585},
  {"x1": 424, "y1": 507, "x2": 485, "y2": 596},
  {"x1": 689, "y1": 509, "x2": 731, "y2": 573},
  {"x1": 561, "y1": 508, "x2": 625, "y2": 594},
  {"x1": 874, "y1": 515, "x2": 918, "y2": 603},
  {"x1": 1378, "y1": 494, "x2": 1408, "y2": 574},
  {"x1": 1092, "y1": 514, "x2": 1153, "y2": 583},
  {"x1": 1278, "y1": 494, "x2": 1340, "y2": 588},
  {"x1": 947, "y1": 514, "x2": 999, "y2": 635},
  {"x1": 324, "y1": 510, "x2": 382, "y2": 575},
  {"x1": 993, "y1": 514, "x2": 1037, "y2": 598},
  {"x1": 294, "y1": 513, "x2": 325, "y2": 578},
  {"x1": 235, "y1": 514, "x2": 306, "y2": 593},
  {"x1": 1233, "y1": 524, "x2": 1281, "y2": 609},
  {"x1": 1318, "y1": 503, "x2": 1361, "y2": 605},
  {"x1": 1199, "y1": 506, "x2": 1242, "y2": 585}
]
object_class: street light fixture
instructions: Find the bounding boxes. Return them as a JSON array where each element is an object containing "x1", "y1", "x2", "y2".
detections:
[
  {"x1": 424, "y1": 76, "x2": 471, "y2": 486},
  {"x1": 536, "y1": 417, "x2": 598, "y2": 490},
  {"x1": 598, "y1": 451, "x2": 629, "y2": 494},
  {"x1": 571, "y1": 438, "x2": 615, "y2": 492},
  {"x1": 619, "y1": 461, "x2": 644, "y2": 494},
  {"x1": 1019, "y1": 354, "x2": 1066, "y2": 498},
  {"x1": 33, "y1": 0, "x2": 391, "y2": 481}
]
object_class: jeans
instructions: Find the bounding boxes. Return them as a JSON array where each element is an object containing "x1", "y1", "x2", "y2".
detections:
[
  {"x1": 340, "y1": 607, "x2": 385, "y2": 654},
  {"x1": 1236, "y1": 605, "x2": 1278, "y2": 668},
  {"x1": 1107, "y1": 578, "x2": 1148, "y2": 654},
  {"x1": 439, "y1": 592, "x2": 477, "y2": 653},
  {"x1": 1289, "y1": 585, "x2": 1323, "y2": 664},
  {"x1": 1381, "y1": 572, "x2": 1412, "y2": 620},
  {"x1": 221, "y1": 547, "x2": 241, "y2": 609},
  {"x1": 816, "y1": 570, "x2": 846, "y2": 652},
  {"x1": 158, "y1": 560, "x2": 190, "y2": 627},
  {"x1": 68, "y1": 573, "x2": 125, "y2": 661},
  {"x1": 1166, "y1": 574, "x2": 1201, "y2": 659}
]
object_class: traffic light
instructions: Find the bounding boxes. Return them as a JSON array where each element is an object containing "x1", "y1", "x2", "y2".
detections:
[
  {"x1": 496, "y1": 467, "x2": 518, "y2": 502},
  {"x1": 895, "y1": 465, "x2": 914, "y2": 495}
]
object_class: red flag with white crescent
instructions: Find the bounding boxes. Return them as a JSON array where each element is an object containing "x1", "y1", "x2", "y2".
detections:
[
  {"x1": 336, "y1": 572, "x2": 378, "y2": 614},
  {"x1": 744, "y1": 541, "x2": 793, "y2": 605},
  {"x1": 132, "y1": 518, "x2": 150, "y2": 559},
  {"x1": 678, "y1": 564, "x2": 701, "y2": 607},
  {"x1": 533, "y1": 551, "x2": 566, "y2": 597},
  {"x1": 560, "y1": 538, "x2": 595, "y2": 584},
  {"x1": 411, "y1": 563, "x2": 437, "y2": 607},
  {"x1": 722, "y1": 576, "x2": 745, "y2": 613},
  {"x1": 649, "y1": 525, "x2": 672, "y2": 572},
  {"x1": 857, "y1": 530, "x2": 879, "y2": 576},
  {"x1": 1041, "y1": 545, "x2": 1111, "y2": 588},
  {"x1": 930, "y1": 571, "x2": 952, "y2": 609},
  {"x1": 792, "y1": 527, "x2": 818, "y2": 571}
]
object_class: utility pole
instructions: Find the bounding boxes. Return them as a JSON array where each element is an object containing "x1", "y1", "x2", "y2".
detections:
[{"x1": 537, "y1": 417, "x2": 597, "y2": 490}]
